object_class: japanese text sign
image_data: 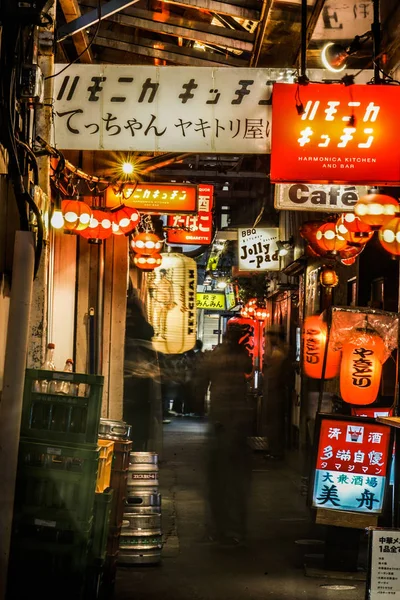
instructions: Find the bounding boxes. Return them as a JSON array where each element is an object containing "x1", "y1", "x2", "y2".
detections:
[
  {"x1": 53, "y1": 65, "x2": 272, "y2": 153},
  {"x1": 369, "y1": 528, "x2": 400, "y2": 599},
  {"x1": 312, "y1": 417, "x2": 392, "y2": 514},
  {"x1": 271, "y1": 83, "x2": 400, "y2": 185},
  {"x1": 196, "y1": 293, "x2": 226, "y2": 310},
  {"x1": 274, "y1": 184, "x2": 368, "y2": 212},
  {"x1": 238, "y1": 228, "x2": 279, "y2": 272},
  {"x1": 167, "y1": 184, "x2": 214, "y2": 245},
  {"x1": 106, "y1": 183, "x2": 197, "y2": 214}
]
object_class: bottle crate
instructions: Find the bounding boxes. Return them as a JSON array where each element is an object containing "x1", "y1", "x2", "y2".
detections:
[
  {"x1": 15, "y1": 439, "x2": 99, "y2": 522},
  {"x1": 12, "y1": 513, "x2": 93, "y2": 546},
  {"x1": 91, "y1": 489, "x2": 114, "y2": 562},
  {"x1": 21, "y1": 368, "x2": 104, "y2": 445},
  {"x1": 109, "y1": 468, "x2": 128, "y2": 528}
]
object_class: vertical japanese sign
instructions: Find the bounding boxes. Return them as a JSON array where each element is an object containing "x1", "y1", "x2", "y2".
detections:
[
  {"x1": 238, "y1": 228, "x2": 279, "y2": 272},
  {"x1": 312, "y1": 416, "x2": 391, "y2": 514},
  {"x1": 271, "y1": 83, "x2": 400, "y2": 185},
  {"x1": 167, "y1": 184, "x2": 214, "y2": 245},
  {"x1": 368, "y1": 528, "x2": 400, "y2": 599},
  {"x1": 53, "y1": 65, "x2": 272, "y2": 153}
]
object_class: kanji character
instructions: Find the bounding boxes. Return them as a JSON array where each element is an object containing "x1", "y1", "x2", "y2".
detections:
[
  {"x1": 110, "y1": 77, "x2": 134, "y2": 103},
  {"x1": 336, "y1": 449, "x2": 351, "y2": 461},
  {"x1": 215, "y1": 119, "x2": 225, "y2": 137},
  {"x1": 321, "y1": 446, "x2": 333, "y2": 460},
  {"x1": 358, "y1": 128, "x2": 374, "y2": 148},
  {"x1": 138, "y1": 78, "x2": 159, "y2": 103},
  {"x1": 144, "y1": 114, "x2": 167, "y2": 137},
  {"x1": 366, "y1": 476, "x2": 378, "y2": 488},
  {"x1": 231, "y1": 80, "x2": 254, "y2": 105},
  {"x1": 368, "y1": 432, "x2": 383, "y2": 444},
  {"x1": 178, "y1": 79, "x2": 198, "y2": 103},
  {"x1": 298, "y1": 127, "x2": 313, "y2": 146},
  {"x1": 356, "y1": 488, "x2": 379, "y2": 510},
  {"x1": 56, "y1": 109, "x2": 83, "y2": 134},
  {"x1": 206, "y1": 89, "x2": 221, "y2": 105},
  {"x1": 363, "y1": 102, "x2": 380, "y2": 122},
  {"x1": 175, "y1": 119, "x2": 192, "y2": 137},
  {"x1": 328, "y1": 427, "x2": 342, "y2": 440},
  {"x1": 88, "y1": 77, "x2": 106, "y2": 101},
  {"x1": 230, "y1": 119, "x2": 241, "y2": 138},
  {"x1": 316, "y1": 484, "x2": 341, "y2": 506},
  {"x1": 338, "y1": 127, "x2": 356, "y2": 148},
  {"x1": 318, "y1": 134, "x2": 330, "y2": 147},
  {"x1": 354, "y1": 450, "x2": 365, "y2": 463},
  {"x1": 124, "y1": 118, "x2": 143, "y2": 136},
  {"x1": 351, "y1": 475, "x2": 363, "y2": 485},
  {"x1": 102, "y1": 113, "x2": 121, "y2": 136},
  {"x1": 243, "y1": 119, "x2": 264, "y2": 139},
  {"x1": 56, "y1": 75, "x2": 80, "y2": 101},
  {"x1": 85, "y1": 123, "x2": 99, "y2": 134},
  {"x1": 337, "y1": 474, "x2": 349, "y2": 484},
  {"x1": 355, "y1": 3, "x2": 370, "y2": 18},
  {"x1": 368, "y1": 451, "x2": 384, "y2": 466},
  {"x1": 301, "y1": 100, "x2": 319, "y2": 121},
  {"x1": 194, "y1": 119, "x2": 211, "y2": 137},
  {"x1": 325, "y1": 101, "x2": 340, "y2": 121}
]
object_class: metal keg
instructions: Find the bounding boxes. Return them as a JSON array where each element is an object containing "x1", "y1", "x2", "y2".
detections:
[
  {"x1": 125, "y1": 490, "x2": 161, "y2": 514},
  {"x1": 117, "y1": 548, "x2": 161, "y2": 565},
  {"x1": 127, "y1": 453, "x2": 159, "y2": 490},
  {"x1": 122, "y1": 512, "x2": 161, "y2": 531},
  {"x1": 119, "y1": 529, "x2": 163, "y2": 552},
  {"x1": 99, "y1": 419, "x2": 131, "y2": 441}
]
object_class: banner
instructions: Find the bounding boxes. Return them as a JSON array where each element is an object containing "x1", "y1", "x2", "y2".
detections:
[
  {"x1": 167, "y1": 184, "x2": 214, "y2": 245},
  {"x1": 238, "y1": 227, "x2": 279, "y2": 272},
  {"x1": 271, "y1": 83, "x2": 400, "y2": 185},
  {"x1": 196, "y1": 292, "x2": 226, "y2": 310},
  {"x1": 275, "y1": 184, "x2": 369, "y2": 212},
  {"x1": 106, "y1": 183, "x2": 197, "y2": 214}
]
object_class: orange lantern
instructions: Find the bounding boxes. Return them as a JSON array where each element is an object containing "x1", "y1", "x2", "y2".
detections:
[
  {"x1": 340, "y1": 328, "x2": 386, "y2": 405},
  {"x1": 319, "y1": 266, "x2": 339, "y2": 289},
  {"x1": 61, "y1": 199, "x2": 92, "y2": 231},
  {"x1": 79, "y1": 209, "x2": 113, "y2": 241},
  {"x1": 341, "y1": 256, "x2": 356, "y2": 266},
  {"x1": 133, "y1": 253, "x2": 163, "y2": 270},
  {"x1": 131, "y1": 232, "x2": 163, "y2": 255},
  {"x1": 303, "y1": 315, "x2": 341, "y2": 379},
  {"x1": 113, "y1": 206, "x2": 140, "y2": 235},
  {"x1": 338, "y1": 244, "x2": 365, "y2": 262},
  {"x1": 378, "y1": 216, "x2": 400, "y2": 256},
  {"x1": 227, "y1": 316, "x2": 260, "y2": 375},
  {"x1": 315, "y1": 222, "x2": 348, "y2": 254},
  {"x1": 299, "y1": 221, "x2": 329, "y2": 257},
  {"x1": 354, "y1": 194, "x2": 399, "y2": 230},
  {"x1": 336, "y1": 214, "x2": 373, "y2": 246}
]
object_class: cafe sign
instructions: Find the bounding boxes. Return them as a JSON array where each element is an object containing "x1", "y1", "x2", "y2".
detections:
[
  {"x1": 275, "y1": 184, "x2": 369, "y2": 212},
  {"x1": 271, "y1": 83, "x2": 400, "y2": 185}
]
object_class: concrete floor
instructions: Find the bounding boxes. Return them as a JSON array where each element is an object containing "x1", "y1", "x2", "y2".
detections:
[{"x1": 114, "y1": 418, "x2": 367, "y2": 600}]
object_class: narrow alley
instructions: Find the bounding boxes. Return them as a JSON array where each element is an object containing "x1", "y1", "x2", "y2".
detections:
[{"x1": 115, "y1": 419, "x2": 367, "y2": 600}]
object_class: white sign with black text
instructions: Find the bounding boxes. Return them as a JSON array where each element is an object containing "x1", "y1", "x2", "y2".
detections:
[
  {"x1": 238, "y1": 228, "x2": 279, "y2": 272},
  {"x1": 369, "y1": 528, "x2": 400, "y2": 599},
  {"x1": 274, "y1": 184, "x2": 369, "y2": 212}
]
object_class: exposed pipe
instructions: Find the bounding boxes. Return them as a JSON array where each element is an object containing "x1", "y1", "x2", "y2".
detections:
[
  {"x1": 249, "y1": 0, "x2": 272, "y2": 68},
  {"x1": 300, "y1": 0, "x2": 308, "y2": 79},
  {"x1": 372, "y1": 0, "x2": 381, "y2": 83},
  {"x1": 141, "y1": 153, "x2": 192, "y2": 174},
  {"x1": 0, "y1": 231, "x2": 35, "y2": 600}
]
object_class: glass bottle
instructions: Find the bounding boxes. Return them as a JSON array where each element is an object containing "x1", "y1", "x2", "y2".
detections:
[
  {"x1": 34, "y1": 343, "x2": 56, "y2": 393},
  {"x1": 57, "y1": 359, "x2": 78, "y2": 395}
]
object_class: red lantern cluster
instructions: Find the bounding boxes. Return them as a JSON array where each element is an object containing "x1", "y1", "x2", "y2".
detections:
[
  {"x1": 130, "y1": 231, "x2": 163, "y2": 271},
  {"x1": 302, "y1": 315, "x2": 341, "y2": 379}
]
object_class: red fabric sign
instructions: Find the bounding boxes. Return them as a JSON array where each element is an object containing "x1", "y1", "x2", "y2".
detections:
[
  {"x1": 167, "y1": 184, "x2": 214, "y2": 245},
  {"x1": 271, "y1": 83, "x2": 400, "y2": 185},
  {"x1": 316, "y1": 418, "x2": 391, "y2": 476}
]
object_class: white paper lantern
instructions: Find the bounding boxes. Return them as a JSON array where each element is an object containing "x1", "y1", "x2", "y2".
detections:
[{"x1": 146, "y1": 253, "x2": 197, "y2": 354}]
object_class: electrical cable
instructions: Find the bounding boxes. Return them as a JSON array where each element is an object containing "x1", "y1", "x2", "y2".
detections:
[
  {"x1": 45, "y1": 0, "x2": 102, "y2": 81},
  {"x1": 16, "y1": 140, "x2": 39, "y2": 186}
]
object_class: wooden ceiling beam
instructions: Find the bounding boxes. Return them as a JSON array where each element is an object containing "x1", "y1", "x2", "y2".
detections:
[
  {"x1": 59, "y1": 0, "x2": 93, "y2": 62},
  {"x1": 161, "y1": 0, "x2": 260, "y2": 21}
]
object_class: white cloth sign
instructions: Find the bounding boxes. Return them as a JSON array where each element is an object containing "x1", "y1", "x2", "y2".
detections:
[
  {"x1": 274, "y1": 184, "x2": 369, "y2": 212},
  {"x1": 238, "y1": 228, "x2": 279, "y2": 272}
]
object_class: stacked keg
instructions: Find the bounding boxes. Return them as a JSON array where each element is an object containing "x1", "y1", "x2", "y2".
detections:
[{"x1": 118, "y1": 452, "x2": 163, "y2": 565}]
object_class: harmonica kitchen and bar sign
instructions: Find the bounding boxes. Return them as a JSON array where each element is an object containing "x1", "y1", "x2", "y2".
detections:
[
  {"x1": 271, "y1": 83, "x2": 400, "y2": 185},
  {"x1": 53, "y1": 65, "x2": 372, "y2": 154},
  {"x1": 106, "y1": 183, "x2": 197, "y2": 214},
  {"x1": 275, "y1": 184, "x2": 369, "y2": 212}
]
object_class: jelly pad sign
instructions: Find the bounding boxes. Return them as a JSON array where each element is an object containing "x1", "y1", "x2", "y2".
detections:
[
  {"x1": 312, "y1": 418, "x2": 391, "y2": 514},
  {"x1": 238, "y1": 227, "x2": 279, "y2": 272}
]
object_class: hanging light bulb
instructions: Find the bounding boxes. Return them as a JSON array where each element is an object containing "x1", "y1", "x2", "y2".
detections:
[{"x1": 51, "y1": 208, "x2": 64, "y2": 230}]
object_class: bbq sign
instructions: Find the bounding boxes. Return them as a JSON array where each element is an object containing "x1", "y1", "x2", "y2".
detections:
[
  {"x1": 271, "y1": 83, "x2": 400, "y2": 185},
  {"x1": 312, "y1": 416, "x2": 392, "y2": 514},
  {"x1": 238, "y1": 228, "x2": 279, "y2": 272}
]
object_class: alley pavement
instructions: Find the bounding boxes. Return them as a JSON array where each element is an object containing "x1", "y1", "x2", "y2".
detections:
[{"x1": 114, "y1": 418, "x2": 368, "y2": 600}]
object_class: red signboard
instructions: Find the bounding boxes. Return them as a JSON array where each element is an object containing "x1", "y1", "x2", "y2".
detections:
[
  {"x1": 106, "y1": 183, "x2": 197, "y2": 214},
  {"x1": 271, "y1": 83, "x2": 400, "y2": 185},
  {"x1": 166, "y1": 184, "x2": 214, "y2": 245}
]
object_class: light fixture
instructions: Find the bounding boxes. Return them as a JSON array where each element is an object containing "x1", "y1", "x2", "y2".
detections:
[
  {"x1": 122, "y1": 161, "x2": 134, "y2": 175},
  {"x1": 321, "y1": 42, "x2": 348, "y2": 73},
  {"x1": 216, "y1": 279, "x2": 227, "y2": 290},
  {"x1": 222, "y1": 182, "x2": 229, "y2": 191},
  {"x1": 276, "y1": 236, "x2": 294, "y2": 257},
  {"x1": 50, "y1": 193, "x2": 64, "y2": 229}
]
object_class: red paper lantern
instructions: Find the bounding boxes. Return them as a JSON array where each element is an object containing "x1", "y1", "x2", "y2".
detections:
[
  {"x1": 341, "y1": 257, "x2": 356, "y2": 266},
  {"x1": 299, "y1": 221, "x2": 329, "y2": 256},
  {"x1": 316, "y1": 222, "x2": 348, "y2": 254},
  {"x1": 378, "y1": 217, "x2": 400, "y2": 256},
  {"x1": 131, "y1": 232, "x2": 163, "y2": 255},
  {"x1": 113, "y1": 207, "x2": 140, "y2": 235},
  {"x1": 340, "y1": 329, "x2": 386, "y2": 405},
  {"x1": 319, "y1": 267, "x2": 339, "y2": 289},
  {"x1": 338, "y1": 244, "x2": 365, "y2": 262},
  {"x1": 354, "y1": 194, "x2": 399, "y2": 230},
  {"x1": 336, "y1": 214, "x2": 373, "y2": 246},
  {"x1": 61, "y1": 199, "x2": 92, "y2": 231},
  {"x1": 79, "y1": 209, "x2": 113, "y2": 241},
  {"x1": 227, "y1": 316, "x2": 258, "y2": 375},
  {"x1": 133, "y1": 253, "x2": 162, "y2": 270},
  {"x1": 302, "y1": 315, "x2": 341, "y2": 379}
]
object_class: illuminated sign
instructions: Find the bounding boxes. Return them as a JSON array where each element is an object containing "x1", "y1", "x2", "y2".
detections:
[
  {"x1": 312, "y1": 416, "x2": 392, "y2": 514},
  {"x1": 225, "y1": 284, "x2": 237, "y2": 310},
  {"x1": 271, "y1": 83, "x2": 400, "y2": 185},
  {"x1": 196, "y1": 293, "x2": 226, "y2": 310},
  {"x1": 238, "y1": 228, "x2": 279, "y2": 272},
  {"x1": 106, "y1": 183, "x2": 197, "y2": 214},
  {"x1": 274, "y1": 184, "x2": 368, "y2": 212},
  {"x1": 167, "y1": 184, "x2": 214, "y2": 245}
]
